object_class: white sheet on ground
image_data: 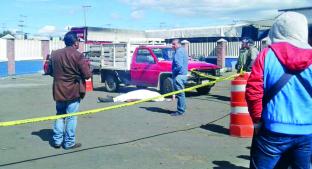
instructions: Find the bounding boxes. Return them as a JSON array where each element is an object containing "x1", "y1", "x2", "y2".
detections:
[{"x1": 113, "y1": 89, "x2": 165, "y2": 102}]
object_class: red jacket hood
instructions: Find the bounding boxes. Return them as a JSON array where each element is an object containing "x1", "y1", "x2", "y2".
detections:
[{"x1": 269, "y1": 42, "x2": 312, "y2": 72}]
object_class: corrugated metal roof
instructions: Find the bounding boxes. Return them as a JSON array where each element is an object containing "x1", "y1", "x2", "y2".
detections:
[{"x1": 279, "y1": 6, "x2": 312, "y2": 12}]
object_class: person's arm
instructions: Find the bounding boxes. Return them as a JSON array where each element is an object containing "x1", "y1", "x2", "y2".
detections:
[
  {"x1": 172, "y1": 49, "x2": 184, "y2": 75},
  {"x1": 245, "y1": 48, "x2": 268, "y2": 124},
  {"x1": 77, "y1": 54, "x2": 92, "y2": 80},
  {"x1": 236, "y1": 48, "x2": 245, "y2": 72},
  {"x1": 47, "y1": 53, "x2": 54, "y2": 77},
  {"x1": 248, "y1": 47, "x2": 259, "y2": 70}
]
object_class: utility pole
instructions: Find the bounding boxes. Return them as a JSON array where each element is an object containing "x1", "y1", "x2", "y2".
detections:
[
  {"x1": 18, "y1": 15, "x2": 27, "y2": 39},
  {"x1": 82, "y1": 5, "x2": 91, "y2": 27},
  {"x1": 1, "y1": 23, "x2": 6, "y2": 30},
  {"x1": 159, "y1": 22, "x2": 166, "y2": 29},
  {"x1": 82, "y1": 5, "x2": 91, "y2": 51}
]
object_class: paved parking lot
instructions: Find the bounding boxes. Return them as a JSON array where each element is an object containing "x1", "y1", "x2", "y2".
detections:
[{"x1": 0, "y1": 73, "x2": 251, "y2": 169}]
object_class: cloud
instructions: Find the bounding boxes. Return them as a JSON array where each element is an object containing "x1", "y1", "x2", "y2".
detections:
[
  {"x1": 121, "y1": 0, "x2": 312, "y2": 21},
  {"x1": 38, "y1": 25, "x2": 56, "y2": 34},
  {"x1": 9, "y1": 28, "x2": 19, "y2": 34},
  {"x1": 131, "y1": 10, "x2": 144, "y2": 20},
  {"x1": 111, "y1": 12, "x2": 122, "y2": 20}
]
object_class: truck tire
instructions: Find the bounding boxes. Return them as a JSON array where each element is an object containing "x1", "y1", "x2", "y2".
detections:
[
  {"x1": 104, "y1": 74, "x2": 119, "y2": 92},
  {"x1": 196, "y1": 86, "x2": 212, "y2": 95},
  {"x1": 161, "y1": 77, "x2": 174, "y2": 94}
]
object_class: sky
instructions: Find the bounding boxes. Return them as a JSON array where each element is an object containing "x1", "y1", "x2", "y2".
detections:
[{"x1": 0, "y1": 0, "x2": 311, "y2": 36}]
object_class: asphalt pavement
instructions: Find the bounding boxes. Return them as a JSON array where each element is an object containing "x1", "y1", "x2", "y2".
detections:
[{"x1": 0, "y1": 73, "x2": 251, "y2": 169}]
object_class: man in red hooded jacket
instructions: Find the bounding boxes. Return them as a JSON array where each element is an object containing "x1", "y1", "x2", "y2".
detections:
[{"x1": 246, "y1": 12, "x2": 312, "y2": 169}]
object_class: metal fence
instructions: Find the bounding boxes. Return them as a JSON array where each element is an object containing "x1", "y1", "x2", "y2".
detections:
[{"x1": 188, "y1": 41, "x2": 262, "y2": 58}]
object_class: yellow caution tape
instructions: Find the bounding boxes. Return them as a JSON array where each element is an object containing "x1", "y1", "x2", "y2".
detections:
[
  {"x1": 0, "y1": 73, "x2": 239, "y2": 127},
  {"x1": 190, "y1": 70, "x2": 220, "y2": 80}
]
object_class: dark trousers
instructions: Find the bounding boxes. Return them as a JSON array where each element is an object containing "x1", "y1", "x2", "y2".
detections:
[{"x1": 250, "y1": 128, "x2": 312, "y2": 169}]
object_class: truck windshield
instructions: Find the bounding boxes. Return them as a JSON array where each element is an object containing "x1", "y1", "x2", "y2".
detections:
[{"x1": 152, "y1": 48, "x2": 174, "y2": 61}]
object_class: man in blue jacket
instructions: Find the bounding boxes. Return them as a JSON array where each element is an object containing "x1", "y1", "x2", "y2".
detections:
[{"x1": 171, "y1": 39, "x2": 188, "y2": 116}]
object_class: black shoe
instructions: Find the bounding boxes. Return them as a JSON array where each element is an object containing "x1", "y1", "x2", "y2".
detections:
[
  {"x1": 52, "y1": 143, "x2": 61, "y2": 149},
  {"x1": 64, "y1": 143, "x2": 82, "y2": 150},
  {"x1": 98, "y1": 96, "x2": 114, "y2": 103}
]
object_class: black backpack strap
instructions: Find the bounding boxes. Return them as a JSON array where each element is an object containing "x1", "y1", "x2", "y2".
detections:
[
  {"x1": 263, "y1": 71, "x2": 312, "y2": 106},
  {"x1": 296, "y1": 74, "x2": 312, "y2": 98},
  {"x1": 263, "y1": 72, "x2": 293, "y2": 106}
]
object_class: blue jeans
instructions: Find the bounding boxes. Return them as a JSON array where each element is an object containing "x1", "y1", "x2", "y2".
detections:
[
  {"x1": 173, "y1": 75, "x2": 187, "y2": 114},
  {"x1": 250, "y1": 128, "x2": 312, "y2": 169},
  {"x1": 53, "y1": 99, "x2": 80, "y2": 148}
]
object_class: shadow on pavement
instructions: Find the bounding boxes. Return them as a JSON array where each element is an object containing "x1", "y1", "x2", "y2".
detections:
[
  {"x1": 200, "y1": 123, "x2": 229, "y2": 135},
  {"x1": 208, "y1": 94, "x2": 230, "y2": 102},
  {"x1": 140, "y1": 106, "x2": 174, "y2": 114},
  {"x1": 31, "y1": 129, "x2": 54, "y2": 147},
  {"x1": 2, "y1": 126, "x2": 201, "y2": 168},
  {"x1": 185, "y1": 91, "x2": 200, "y2": 97},
  {"x1": 190, "y1": 97, "x2": 230, "y2": 105},
  {"x1": 212, "y1": 161, "x2": 248, "y2": 169},
  {"x1": 93, "y1": 86, "x2": 106, "y2": 92},
  {"x1": 237, "y1": 155, "x2": 250, "y2": 161}
]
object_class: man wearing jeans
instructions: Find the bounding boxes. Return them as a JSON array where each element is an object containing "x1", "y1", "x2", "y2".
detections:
[
  {"x1": 171, "y1": 39, "x2": 188, "y2": 116},
  {"x1": 246, "y1": 12, "x2": 312, "y2": 169},
  {"x1": 50, "y1": 31, "x2": 92, "y2": 149}
]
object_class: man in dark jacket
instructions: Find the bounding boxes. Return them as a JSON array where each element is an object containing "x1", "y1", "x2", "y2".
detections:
[
  {"x1": 50, "y1": 31, "x2": 92, "y2": 149},
  {"x1": 235, "y1": 38, "x2": 259, "y2": 73}
]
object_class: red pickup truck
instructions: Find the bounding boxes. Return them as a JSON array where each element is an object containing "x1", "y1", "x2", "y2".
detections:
[{"x1": 86, "y1": 42, "x2": 220, "y2": 94}]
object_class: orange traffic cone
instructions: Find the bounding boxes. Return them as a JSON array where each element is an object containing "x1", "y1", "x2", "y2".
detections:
[
  {"x1": 229, "y1": 73, "x2": 254, "y2": 138},
  {"x1": 85, "y1": 78, "x2": 93, "y2": 92}
]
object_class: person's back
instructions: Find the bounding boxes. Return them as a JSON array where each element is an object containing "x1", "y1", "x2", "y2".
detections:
[
  {"x1": 262, "y1": 44, "x2": 312, "y2": 134},
  {"x1": 172, "y1": 47, "x2": 188, "y2": 77},
  {"x1": 246, "y1": 12, "x2": 312, "y2": 169},
  {"x1": 52, "y1": 47, "x2": 91, "y2": 101}
]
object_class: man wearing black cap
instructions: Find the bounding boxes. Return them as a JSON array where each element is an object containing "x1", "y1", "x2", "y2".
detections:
[{"x1": 235, "y1": 38, "x2": 259, "y2": 73}]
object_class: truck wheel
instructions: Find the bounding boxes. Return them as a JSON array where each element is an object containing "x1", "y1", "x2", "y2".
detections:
[
  {"x1": 104, "y1": 74, "x2": 119, "y2": 92},
  {"x1": 161, "y1": 77, "x2": 174, "y2": 94},
  {"x1": 196, "y1": 86, "x2": 212, "y2": 95}
]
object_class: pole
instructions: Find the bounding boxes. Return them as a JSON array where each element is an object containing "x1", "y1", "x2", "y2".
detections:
[
  {"x1": 82, "y1": 5, "x2": 91, "y2": 52},
  {"x1": 82, "y1": 5, "x2": 91, "y2": 27}
]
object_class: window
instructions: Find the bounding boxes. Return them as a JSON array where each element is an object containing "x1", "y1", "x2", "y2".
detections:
[
  {"x1": 136, "y1": 49, "x2": 155, "y2": 63},
  {"x1": 152, "y1": 48, "x2": 174, "y2": 61}
]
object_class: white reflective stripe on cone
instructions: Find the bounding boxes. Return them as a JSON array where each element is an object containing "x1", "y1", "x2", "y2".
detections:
[
  {"x1": 231, "y1": 106, "x2": 249, "y2": 114},
  {"x1": 231, "y1": 84, "x2": 246, "y2": 92}
]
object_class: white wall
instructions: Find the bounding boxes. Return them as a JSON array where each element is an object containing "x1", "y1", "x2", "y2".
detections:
[
  {"x1": 0, "y1": 39, "x2": 7, "y2": 61},
  {"x1": 50, "y1": 40, "x2": 65, "y2": 53},
  {"x1": 14, "y1": 40, "x2": 42, "y2": 61}
]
